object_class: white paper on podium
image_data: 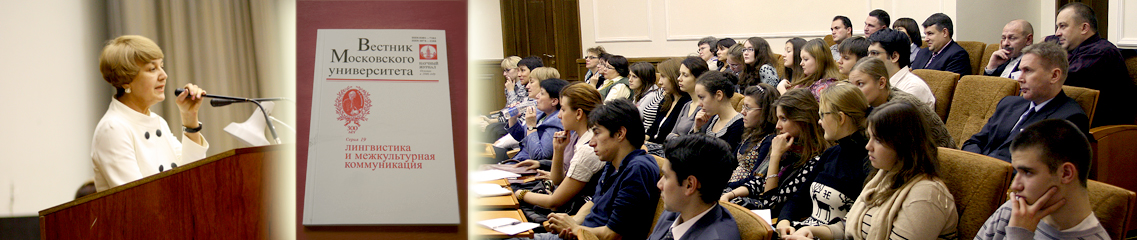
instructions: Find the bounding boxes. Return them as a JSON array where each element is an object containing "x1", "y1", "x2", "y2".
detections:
[{"x1": 303, "y1": 29, "x2": 458, "y2": 225}]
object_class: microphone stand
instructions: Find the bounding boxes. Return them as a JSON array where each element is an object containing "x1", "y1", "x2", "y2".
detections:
[
  {"x1": 178, "y1": 88, "x2": 285, "y2": 144},
  {"x1": 249, "y1": 100, "x2": 282, "y2": 144}
]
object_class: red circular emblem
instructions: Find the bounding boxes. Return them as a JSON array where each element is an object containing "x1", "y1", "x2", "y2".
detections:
[{"x1": 335, "y1": 86, "x2": 372, "y2": 133}]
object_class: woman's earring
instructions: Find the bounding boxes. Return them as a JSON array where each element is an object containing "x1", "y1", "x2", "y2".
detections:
[{"x1": 125, "y1": 88, "x2": 132, "y2": 94}]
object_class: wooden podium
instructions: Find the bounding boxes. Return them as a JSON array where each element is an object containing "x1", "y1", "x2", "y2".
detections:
[{"x1": 39, "y1": 145, "x2": 285, "y2": 239}]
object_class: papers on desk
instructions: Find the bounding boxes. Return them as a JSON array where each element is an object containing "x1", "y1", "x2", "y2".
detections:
[
  {"x1": 472, "y1": 183, "x2": 512, "y2": 197},
  {"x1": 471, "y1": 169, "x2": 521, "y2": 182},
  {"x1": 750, "y1": 209, "x2": 773, "y2": 225},
  {"x1": 478, "y1": 218, "x2": 540, "y2": 235}
]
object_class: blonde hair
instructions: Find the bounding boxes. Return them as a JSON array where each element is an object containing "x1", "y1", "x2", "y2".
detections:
[
  {"x1": 99, "y1": 35, "x2": 164, "y2": 96},
  {"x1": 530, "y1": 67, "x2": 561, "y2": 81},
  {"x1": 795, "y1": 38, "x2": 842, "y2": 87},
  {"x1": 851, "y1": 57, "x2": 891, "y2": 88},
  {"x1": 819, "y1": 82, "x2": 871, "y2": 131},
  {"x1": 501, "y1": 56, "x2": 521, "y2": 70}
]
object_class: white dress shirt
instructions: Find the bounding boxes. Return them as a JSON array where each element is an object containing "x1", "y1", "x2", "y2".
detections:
[{"x1": 890, "y1": 67, "x2": 937, "y2": 107}]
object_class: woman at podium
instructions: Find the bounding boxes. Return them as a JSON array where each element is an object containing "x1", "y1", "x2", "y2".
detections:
[{"x1": 90, "y1": 35, "x2": 210, "y2": 191}]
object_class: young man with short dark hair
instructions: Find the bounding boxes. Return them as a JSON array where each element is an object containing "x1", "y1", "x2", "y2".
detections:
[
  {"x1": 974, "y1": 119, "x2": 1107, "y2": 239},
  {"x1": 542, "y1": 99, "x2": 661, "y2": 240},
  {"x1": 864, "y1": 9, "x2": 890, "y2": 37},
  {"x1": 648, "y1": 134, "x2": 741, "y2": 240},
  {"x1": 831, "y1": 15, "x2": 854, "y2": 61}
]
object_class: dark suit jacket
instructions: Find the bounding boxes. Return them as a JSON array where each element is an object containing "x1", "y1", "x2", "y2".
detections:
[
  {"x1": 984, "y1": 57, "x2": 1020, "y2": 77},
  {"x1": 913, "y1": 40, "x2": 972, "y2": 76},
  {"x1": 647, "y1": 204, "x2": 741, "y2": 240},
  {"x1": 961, "y1": 91, "x2": 1089, "y2": 162}
]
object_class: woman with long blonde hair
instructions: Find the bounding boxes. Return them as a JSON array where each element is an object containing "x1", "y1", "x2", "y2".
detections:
[{"x1": 779, "y1": 38, "x2": 841, "y2": 98}]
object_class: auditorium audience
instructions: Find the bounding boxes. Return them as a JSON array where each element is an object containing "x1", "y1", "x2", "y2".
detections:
[
  {"x1": 505, "y1": 78, "x2": 569, "y2": 163},
  {"x1": 481, "y1": 6, "x2": 1137, "y2": 240},
  {"x1": 830, "y1": 15, "x2": 854, "y2": 62},
  {"x1": 780, "y1": 38, "x2": 807, "y2": 93},
  {"x1": 913, "y1": 13, "x2": 972, "y2": 75},
  {"x1": 584, "y1": 46, "x2": 608, "y2": 87},
  {"x1": 985, "y1": 20, "x2": 1034, "y2": 78},
  {"x1": 723, "y1": 89, "x2": 829, "y2": 214},
  {"x1": 779, "y1": 39, "x2": 839, "y2": 98},
  {"x1": 849, "y1": 57, "x2": 956, "y2": 148},
  {"x1": 596, "y1": 55, "x2": 632, "y2": 102},
  {"x1": 716, "y1": 38, "x2": 737, "y2": 71},
  {"x1": 648, "y1": 134, "x2": 741, "y2": 240},
  {"x1": 783, "y1": 101, "x2": 958, "y2": 240},
  {"x1": 665, "y1": 57, "x2": 710, "y2": 142},
  {"x1": 835, "y1": 36, "x2": 870, "y2": 76},
  {"x1": 962, "y1": 42, "x2": 1089, "y2": 162},
  {"x1": 867, "y1": 28, "x2": 936, "y2": 107},
  {"x1": 515, "y1": 83, "x2": 605, "y2": 220},
  {"x1": 691, "y1": 71, "x2": 745, "y2": 152},
  {"x1": 1053, "y1": 2, "x2": 1135, "y2": 127},
  {"x1": 699, "y1": 36, "x2": 720, "y2": 71},
  {"x1": 974, "y1": 119, "x2": 1108, "y2": 239},
  {"x1": 892, "y1": 17, "x2": 922, "y2": 63},
  {"x1": 724, "y1": 84, "x2": 779, "y2": 191},
  {"x1": 542, "y1": 99, "x2": 660, "y2": 240},
  {"x1": 775, "y1": 83, "x2": 871, "y2": 232},
  {"x1": 645, "y1": 58, "x2": 690, "y2": 145},
  {"x1": 742, "y1": 37, "x2": 781, "y2": 87},
  {"x1": 864, "y1": 9, "x2": 890, "y2": 37}
]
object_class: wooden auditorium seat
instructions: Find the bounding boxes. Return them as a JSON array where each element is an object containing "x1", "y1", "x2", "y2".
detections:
[
  {"x1": 956, "y1": 41, "x2": 987, "y2": 76},
  {"x1": 936, "y1": 147, "x2": 1014, "y2": 240},
  {"x1": 979, "y1": 43, "x2": 1000, "y2": 75},
  {"x1": 944, "y1": 75, "x2": 1020, "y2": 148},
  {"x1": 911, "y1": 69, "x2": 961, "y2": 122},
  {"x1": 1087, "y1": 180, "x2": 1137, "y2": 240},
  {"x1": 1060, "y1": 85, "x2": 1099, "y2": 126},
  {"x1": 719, "y1": 200, "x2": 774, "y2": 240},
  {"x1": 731, "y1": 93, "x2": 745, "y2": 112}
]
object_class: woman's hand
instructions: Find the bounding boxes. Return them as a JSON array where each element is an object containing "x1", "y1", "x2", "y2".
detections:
[
  {"x1": 693, "y1": 109, "x2": 710, "y2": 131},
  {"x1": 771, "y1": 133, "x2": 795, "y2": 159},
  {"x1": 784, "y1": 227, "x2": 814, "y2": 240},
  {"x1": 515, "y1": 160, "x2": 541, "y2": 170},
  {"x1": 175, "y1": 83, "x2": 206, "y2": 119},
  {"x1": 524, "y1": 107, "x2": 538, "y2": 128},
  {"x1": 552, "y1": 131, "x2": 569, "y2": 151},
  {"x1": 776, "y1": 220, "x2": 796, "y2": 238},
  {"x1": 505, "y1": 76, "x2": 515, "y2": 92}
]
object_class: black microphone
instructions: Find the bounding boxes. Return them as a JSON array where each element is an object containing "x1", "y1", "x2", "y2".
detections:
[{"x1": 174, "y1": 88, "x2": 248, "y2": 101}]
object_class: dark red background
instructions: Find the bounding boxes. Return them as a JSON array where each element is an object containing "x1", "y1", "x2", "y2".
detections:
[{"x1": 296, "y1": 1, "x2": 467, "y2": 239}]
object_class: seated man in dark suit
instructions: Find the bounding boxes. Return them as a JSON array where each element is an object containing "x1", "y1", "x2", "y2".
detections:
[
  {"x1": 912, "y1": 13, "x2": 972, "y2": 76},
  {"x1": 984, "y1": 19, "x2": 1033, "y2": 79},
  {"x1": 648, "y1": 134, "x2": 741, "y2": 240},
  {"x1": 1053, "y1": 2, "x2": 1135, "y2": 127},
  {"x1": 962, "y1": 42, "x2": 1089, "y2": 162},
  {"x1": 542, "y1": 99, "x2": 661, "y2": 240}
]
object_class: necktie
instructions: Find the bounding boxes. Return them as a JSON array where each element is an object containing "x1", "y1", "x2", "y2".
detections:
[
  {"x1": 1011, "y1": 106, "x2": 1037, "y2": 134},
  {"x1": 662, "y1": 227, "x2": 674, "y2": 240}
]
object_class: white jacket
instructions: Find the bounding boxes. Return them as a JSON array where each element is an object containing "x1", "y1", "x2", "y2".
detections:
[{"x1": 91, "y1": 98, "x2": 208, "y2": 191}]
